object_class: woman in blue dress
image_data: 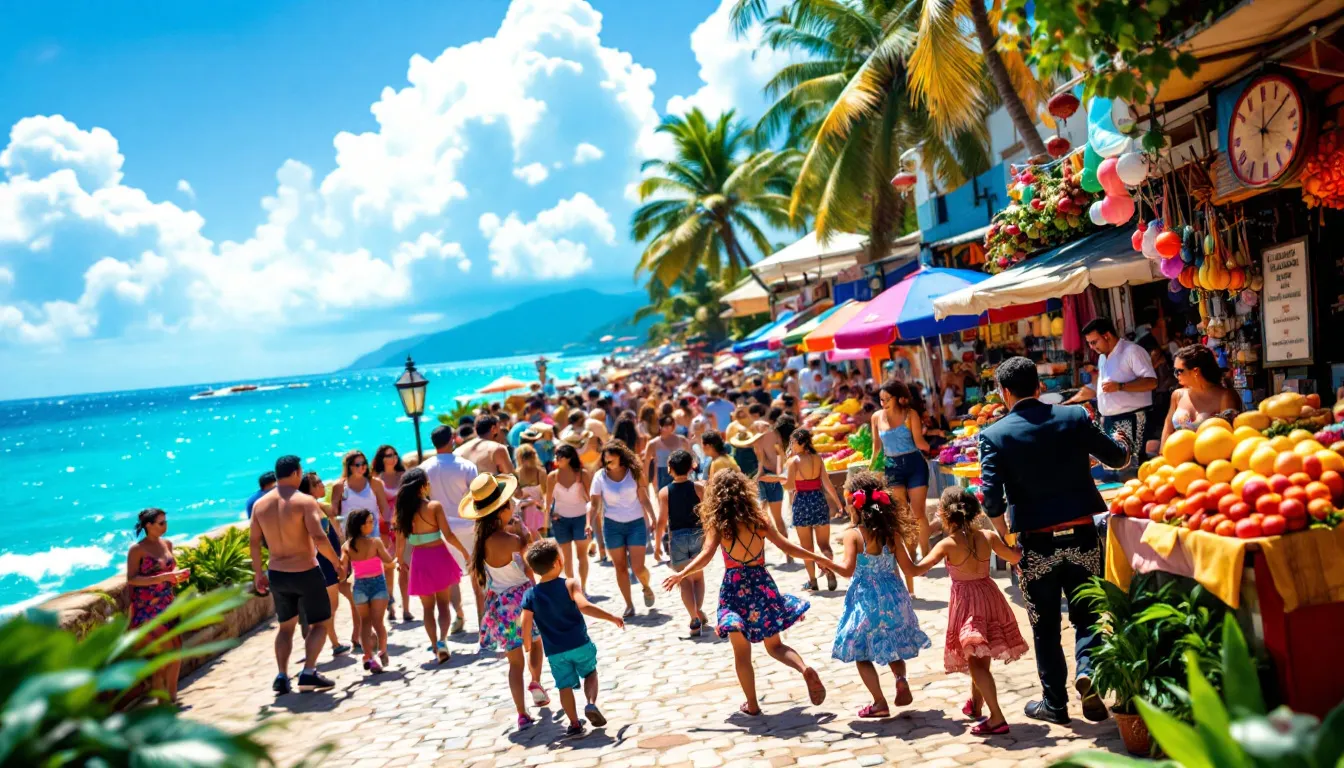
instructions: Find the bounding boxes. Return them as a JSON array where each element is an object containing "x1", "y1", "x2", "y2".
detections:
[{"x1": 829, "y1": 470, "x2": 930, "y2": 718}]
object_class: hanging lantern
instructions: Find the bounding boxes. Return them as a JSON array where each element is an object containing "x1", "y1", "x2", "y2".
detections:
[
  {"x1": 1048, "y1": 92, "x2": 1081, "y2": 120},
  {"x1": 1046, "y1": 135, "x2": 1071, "y2": 158},
  {"x1": 890, "y1": 171, "x2": 917, "y2": 189}
]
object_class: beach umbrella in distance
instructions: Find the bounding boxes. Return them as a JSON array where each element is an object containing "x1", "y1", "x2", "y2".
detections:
[{"x1": 478, "y1": 375, "x2": 529, "y2": 394}]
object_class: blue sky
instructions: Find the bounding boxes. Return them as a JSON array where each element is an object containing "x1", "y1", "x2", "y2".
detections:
[{"x1": 0, "y1": 0, "x2": 792, "y2": 400}]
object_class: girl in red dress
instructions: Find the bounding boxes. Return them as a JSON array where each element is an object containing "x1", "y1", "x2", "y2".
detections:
[{"x1": 126, "y1": 508, "x2": 191, "y2": 704}]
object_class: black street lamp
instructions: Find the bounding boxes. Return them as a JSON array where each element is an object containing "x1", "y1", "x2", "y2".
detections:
[{"x1": 395, "y1": 355, "x2": 429, "y2": 460}]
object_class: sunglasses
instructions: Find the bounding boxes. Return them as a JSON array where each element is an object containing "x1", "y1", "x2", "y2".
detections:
[
  {"x1": 351, "y1": 461, "x2": 367, "y2": 468},
  {"x1": 1173, "y1": 367, "x2": 1189, "y2": 375}
]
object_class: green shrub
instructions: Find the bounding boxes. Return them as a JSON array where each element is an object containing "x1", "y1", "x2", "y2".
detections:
[{"x1": 175, "y1": 526, "x2": 260, "y2": 594}]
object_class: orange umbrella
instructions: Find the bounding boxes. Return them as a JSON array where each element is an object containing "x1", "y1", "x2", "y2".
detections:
[
  {"x1": 477, "y1": 375, "x2": 529, "y2": 394},
  {"x1": 801, "y1": 300, "x2": 867, "y2": 352}
]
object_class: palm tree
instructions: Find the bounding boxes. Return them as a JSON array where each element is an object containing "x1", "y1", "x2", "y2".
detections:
[
  {"x1": 631, "y1": 108, "x2": 802, "y2": 289},
  {"x1": 730, "y1": 0, "x2": 991, "y2": 264},
  {"x1": 632, "y1": 269, "x2": 734, "y2": 345},
  {"x1": 437, "y1": 399, "x2": 483, "y2": 427}
]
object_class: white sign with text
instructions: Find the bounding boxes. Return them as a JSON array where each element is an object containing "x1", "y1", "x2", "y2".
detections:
[{"x1": 1260, "y1": 237, "x2": 1312, "y2": 366}]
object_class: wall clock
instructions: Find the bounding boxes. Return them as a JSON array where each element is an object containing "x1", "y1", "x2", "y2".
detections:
[{"x1": 1228, "y1": 73, "x2": 1309, "y2": 188}]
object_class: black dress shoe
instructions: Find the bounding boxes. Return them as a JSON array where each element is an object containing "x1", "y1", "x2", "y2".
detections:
[
  {"x1": 1024, "y1": 699, "x2": 1071, "y2": 725},
  {"x1": 1076, "y1": 675, "x2": 1109, "y2": 722}
]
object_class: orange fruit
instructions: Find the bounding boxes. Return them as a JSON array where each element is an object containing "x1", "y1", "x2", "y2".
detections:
[
  {"x1": 1274, "y1": 452, "x2": 1305, "y2": 477},
  {"x1": 1205, "y1": 459, "x2": 1236, "y2": 485},
  {"x1": 1163, "y1": 430, "x2": 1198, "y2": 465},
  {"x1": 1250, "y1": 445, "x2": 1279, "y2": 476},
  {"x1": 1294, "y1": 439, "x2": 1327, "y2": 456},
  {"x1": 1232, "y1": 426, "x2": 1264, "y2": 443},
  {"x1": 1172, "y1": 462, "x2": 1206, "y2": 495},
  {"x1": 1123, "y1": 496, "x2": 1144, "y2": 517},
  {"x1": 1317, "y1": 450, "x2": 1344, "y2": 474},
  {"x1": 1306, "y1": 481, "x2": 1334, "y2": 502},
  {"x1": 1194, "y1": 427, "x2": 1237, "y2": 465},
  {"x1": 1197, "y1": 417, "x2": 1233, "y2": 434},
  {"x1": 1232, "y1": 437, "x2": 1268, "y2": 472},
  {"x1": 1155, "y1": 483, "x2": 1179, "y2": 504}
]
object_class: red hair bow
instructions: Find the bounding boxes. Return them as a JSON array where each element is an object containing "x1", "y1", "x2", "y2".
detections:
[
  {"x1": 873, "y1": 489, "x2": 891, "y2": 505},
  {"x1": 851, "y1": 489, "x2": 891, "y2": 508}
]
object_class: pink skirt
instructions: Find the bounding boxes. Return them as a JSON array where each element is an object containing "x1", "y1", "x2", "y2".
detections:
[
  {"x1": 944, "y1": 577, "x2": 1029, "y2": 673},
  {"x1": 408, "y1": 543, "x2": 461, "y2": 596}
]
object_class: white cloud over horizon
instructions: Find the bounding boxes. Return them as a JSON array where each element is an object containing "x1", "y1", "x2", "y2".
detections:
[
  {"x1": 512, "y1": 162, "x2": 550, "y2": 185},
  {"x1": 479, "y1": 192, "x2": 615, "y2": 280}
]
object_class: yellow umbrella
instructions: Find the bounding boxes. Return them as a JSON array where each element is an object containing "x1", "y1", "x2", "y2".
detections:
[{"x1": 477, "y1": 375, "x2": 529, "y2": 394}]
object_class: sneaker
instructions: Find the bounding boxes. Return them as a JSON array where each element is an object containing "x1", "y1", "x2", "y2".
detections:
[
  {"x1": 516, "y1": 713, "x2": 536, "y2": 731},
  {"x1": 272, "y1": 674, "x2": 291, "y2": 695},
  {"x1": 528, "y1": 682, "x2": 551, "y2": 707},
  {"x1": 331, "y1": 643, "x2": 351, "y2": 657},
  {"x1": 1076, "y1": 675, "x2": 1109, "y2": 722},
  {"x1": 565, "y1": 720, "x2": 587, "y2": 739},
  {"x1": 449, "y1": 615, "x2": 465, "y2": 635},
  {"x1": 689, "y1": 618, "x2": 702, "y2": 637},
  {"x1": 1023, "y1": 699, "x2": 1070, "y2": 725},
  {"x1": 297, "y1": 670, "x2": 336, "y2": 693},
  {"x1": 584, "y1": 703, "x2": 607, "y2": 727},
  {"x1": 642, "y1": 584, "x2": 656, "y2": 608}
]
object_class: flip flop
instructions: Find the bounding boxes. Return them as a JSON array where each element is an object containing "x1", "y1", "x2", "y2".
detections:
[
  {"x1": 803, "y1": 667, "x2": 826, "y2": 706},
  {"x1": 894, "y1": 677, "x2": 913, "y2": 707},
  {"x1": 970, "y1": 720, "x2": 1010, "y2": 736},
  {"x1": 738, "y1": 702, "x2": 762, "y2": 716},
  {"x1": 857, "y1": 704, "x2": 890, "y2": 718}
]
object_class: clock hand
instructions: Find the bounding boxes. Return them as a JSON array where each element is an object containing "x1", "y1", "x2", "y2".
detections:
[{"x1": 1264, "y1": 94, "x2": 1290, "y2": 130}]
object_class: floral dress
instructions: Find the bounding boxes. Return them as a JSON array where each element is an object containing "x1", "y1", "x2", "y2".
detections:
[
  {"x1": 129, "y1": 553, "x2": 177, "y2": 638},
  {"x1": 478, "y1": 555, "x2": 540, "y2": 652},
  {"x1": 716, "y1": 528, "x2": 809, "y2": 643},
  {"x1": 832, "y1": 530, "x2": 930, "y2": 664}
]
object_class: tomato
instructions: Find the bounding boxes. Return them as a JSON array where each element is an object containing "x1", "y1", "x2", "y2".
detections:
[
  {"x1": 1215, "y1": 519, "x2": 1237, "y2": 537},
  {"x1": 1260, "y1": 514, "x2": 1287, "y2": 536}
]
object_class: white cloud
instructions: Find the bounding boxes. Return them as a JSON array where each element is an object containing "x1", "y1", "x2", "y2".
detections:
[
  {"x1": 0, "y1": 266, "x2": 12, "y2": 286},
  {"x1": 479, "y1": 192, "x2": 615, "y2": 279},
  {"x1": 663, "y1": 0, "x2": 794, "y2": 121},
  {"x1": 0, "y1": 0, "x2": 659, "y2": 348},
  {"x1": 512, "y1": 162, "x2": 549, "y2": 185},
  {"x1": 408, "y1": 312, "x2": 444, "y2": 325},
  {"x1": 176, "y1": 179, "x2": 195, "y2": 199},
  {"x1": 573, "y1": 142, "x2": 604, "y2": 164}
]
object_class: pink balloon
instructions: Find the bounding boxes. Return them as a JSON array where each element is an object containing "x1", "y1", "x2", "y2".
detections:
[
  {"x1": 1097, "y1": 157, "x2": 1126, "y2": 197},
  {"x1": 1100, "y1": 193, "x2": 1135, "y2": 225},
  {"x1": 1160, "y1": 256, "x2": 1183, "y2": 278}
]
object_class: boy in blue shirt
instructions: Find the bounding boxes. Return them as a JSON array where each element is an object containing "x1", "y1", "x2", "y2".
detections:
[{"x1": 520, "y1": 539, "x2": 624, "y2": 738}]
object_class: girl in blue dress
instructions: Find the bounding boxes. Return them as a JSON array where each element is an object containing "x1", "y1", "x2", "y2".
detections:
[
  {"x1": 829, "y1": 470, "x2": 931, "y2": 718},
  {"x1": 663, "y1": 469, "x2": 838, "y2": 716}
]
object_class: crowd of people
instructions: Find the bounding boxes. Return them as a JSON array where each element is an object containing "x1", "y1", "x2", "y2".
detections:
[{"x1": 125, "y1": 350, "x2": 1135, "y2": 743}]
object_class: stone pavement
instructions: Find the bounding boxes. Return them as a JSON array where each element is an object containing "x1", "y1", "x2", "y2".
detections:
[{"x1": 179, "y1": 535, "x2": 1125, "y2": 767}]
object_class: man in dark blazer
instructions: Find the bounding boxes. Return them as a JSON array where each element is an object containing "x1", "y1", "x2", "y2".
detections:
[{"x1": 978, "y1": 356, "x2": 1130, "y2": 725}]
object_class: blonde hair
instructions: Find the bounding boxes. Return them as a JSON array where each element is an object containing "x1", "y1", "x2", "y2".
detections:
[{"x1": 516, "y1": 444, "x2": 544, "y2": 485}]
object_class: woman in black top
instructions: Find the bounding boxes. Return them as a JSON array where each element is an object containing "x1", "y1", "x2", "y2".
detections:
[{"x1": 657, "y1": 450, "x2": 708, "y2": 636}]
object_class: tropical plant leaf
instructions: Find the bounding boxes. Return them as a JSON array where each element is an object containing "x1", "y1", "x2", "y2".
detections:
[
  {"x1": 1136, "y1": 696, "x2": 1215, "y2": 768},
  {"x1": 1219, "y1": 617, "x2": 1265, "y2": 718}
]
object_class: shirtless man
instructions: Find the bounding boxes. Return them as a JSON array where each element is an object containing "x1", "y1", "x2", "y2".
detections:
[
  {"x1": 250, "y1": 454, "x2": 343, "y2": 694},
  {"x1": 749, "y1": 403, "x2": 789, "y2": 550},
  {"x1": 672, "y1": 397, "x2": 694, "y2": 435},
  {"x1": 457, "y1": 415, "x2": 515, "y2": 476}
]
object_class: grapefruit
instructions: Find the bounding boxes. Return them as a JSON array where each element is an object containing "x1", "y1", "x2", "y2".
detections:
[
  {"x1": 1232, "y1": 426, "x2": 1264, "y2": 443},
  {"x1": 1194, "y1": 428, "x2": 1236, "y2": 465},
  {"x1": 1233, "y1": 411, "x2": 1271, "y2": 431},
  {"x1": 1164, "y1": 430, "x2": 1197, "y2": 465},
  {"x1": 1250, "y1": 445, "x2": 1279, "y2": 476},
  {"x1": 1317, "y1": 450, "x2": 1344, "y2": 474},
  {"x1": 1172, "y1": 462, "x2": 1205, "y2": 495},
  {"x1": 1205, "y1": 459, "x2": 1236, "y2": 485},
  {"x1": 1293, "y1": 439, "x2": 1327, "y2": 456},
  {"x1": 1269, "y1": 436, "x2": 1296, "y2": 453},
  {"x1": 1289, "y1": 429, "x2": 1316, "y2": 444},
  {"x1": 1231, "y1": 437, "x2": 1268, "y2": 471},
  {"x1": 1197, "y1": 417, "x2": 1233, "y2": 434}
]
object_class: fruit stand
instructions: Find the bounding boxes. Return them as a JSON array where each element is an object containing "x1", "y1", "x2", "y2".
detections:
[{"x1": 1103, "y1": 393, "x2": 1344, "y2": 717}]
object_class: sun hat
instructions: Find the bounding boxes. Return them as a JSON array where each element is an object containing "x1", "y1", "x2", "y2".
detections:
[
  {"x1": 729, "y1": 430, "x2": 765, "y2": 449},
  {"x1": 519, "y1": 427, "x2": 543, "y2": 442},
  {"x1": 458, "y1": 473, "x2": 520, "y2": 520},
  {"x1": 560, "y1": 429, "x2": 593, "y2": 447}
]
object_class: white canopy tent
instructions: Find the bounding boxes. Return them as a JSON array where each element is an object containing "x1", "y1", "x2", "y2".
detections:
[{"x1": 750, "y1": 231, "x2": 867, "y2": 285}]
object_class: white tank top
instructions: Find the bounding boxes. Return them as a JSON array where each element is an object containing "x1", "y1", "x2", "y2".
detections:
[
  {"x1": 592, "y1": 469, "x2": 643, "y2": 523},
  {"x1": 485, "y1": 554, "x2": 531, "y2": 591},
  {"x1": 553, "y1": 474, "x2": 588, "y2": 518},
  {"x1": 342, "y1": 480, "x2": 380, "y2": 526}
]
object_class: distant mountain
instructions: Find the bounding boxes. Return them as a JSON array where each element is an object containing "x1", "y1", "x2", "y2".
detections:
[{"x1": 345, "y1": 289, "x2": 652, "y2": 370}]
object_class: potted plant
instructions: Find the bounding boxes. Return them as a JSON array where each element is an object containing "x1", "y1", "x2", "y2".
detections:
[
  {"x1": 1074, "y1": 575, "x2": 1227, "y2": 754},
  {"x1": 1054, "y1": 619, "x2": 1344, "y2": 768}
]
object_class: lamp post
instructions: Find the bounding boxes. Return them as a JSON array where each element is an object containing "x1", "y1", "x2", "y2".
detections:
[{"x1": 395, "y1": 355, "x2": 429, "y2": 460}]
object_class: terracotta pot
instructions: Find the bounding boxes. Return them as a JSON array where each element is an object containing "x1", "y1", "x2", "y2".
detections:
[{"x1": 1114, "y1": 710, "x2": 1151, "y2": 756}]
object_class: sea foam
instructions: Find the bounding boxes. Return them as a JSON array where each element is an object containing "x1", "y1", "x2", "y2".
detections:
[{"x1": 0, "y1": 545, "x2": 114, "y2": 583}]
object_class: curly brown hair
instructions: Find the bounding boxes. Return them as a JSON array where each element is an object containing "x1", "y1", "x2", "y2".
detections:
[
  {"x1": 600, "y1": 439, "x2": 643, "y2": 486},
  {"x1": 843, "y1": 470, "x2": 917, "y2": 553},
  {"x1": 938, "y1": 486, "x2": 985, "y2": 560},
  {"x1": 700, "y1": 469, "x2": 770, "y2": 543}
]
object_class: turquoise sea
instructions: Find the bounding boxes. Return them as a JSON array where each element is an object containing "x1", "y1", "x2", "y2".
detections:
[{"x1": 0, "y1": 353, "x2": 604, "y2": 612}]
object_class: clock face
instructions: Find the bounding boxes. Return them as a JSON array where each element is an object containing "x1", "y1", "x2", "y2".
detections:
[{"x1": 1228, "y1": 74, "x2": 1306, "y2": 188}]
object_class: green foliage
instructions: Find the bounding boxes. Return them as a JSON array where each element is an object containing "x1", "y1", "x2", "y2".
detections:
[
  {"x1": 1005, "y1": 0, "x2": 1233, "y2": 108},
  {"x1": 175, "y1": 526, "x2": 258, "y2": 594},
  {"x1": 635, "y1": 269, "x2": 733, "y2": 346},
  {"x1": 0, "y1": 587, "x2": 276, "y2": 766},
  {"x1": 1073, "y1": 574, "x2": 1225, "y2": 719},
  {"x1": 1054, "y1": 620, "x2": 1344, "y2": 768},
  {"x1": 438, "y1": 399, "x2": 484, "y2": 427}
]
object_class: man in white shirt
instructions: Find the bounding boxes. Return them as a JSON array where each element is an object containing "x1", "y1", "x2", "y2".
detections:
[
  {"x1": 419, "y1": 425, "x2": 482, "y2": 630},
  {"x1": 1084, "y1": 317, "x2": 1157, "y2": 473}
]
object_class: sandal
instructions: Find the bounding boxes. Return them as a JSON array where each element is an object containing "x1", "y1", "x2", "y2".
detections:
[
  {"x1": 825, "y1": 572, "x2": 837, "y2": 591},
  {"x1": 803, "y1": 579, "x2": 819, "y2": 591},
  {"x1": 962, "y1": 698, "x2": 983, "y2": 720},
  {"x1": 802, "y1": 667, "x2": 826, "y2": 706},
  {"x1": 971, "y1": 720, "x2": 1010, "y2": 736},
  {"x1": 435, "y1": 641, "x2": 450, "y2": 664},
  {"x1": 857, "y1": 704, "x2": 890, "y2": 718},
  {"x1": 379, "y1": 651, "x2": 389, "y2": 668},
  {"x1": 894, "y1": 677, "x2": 913, "y2": 707},
  {"x1": 738, "y1": 702, "x2": 762, "y2": 716}
]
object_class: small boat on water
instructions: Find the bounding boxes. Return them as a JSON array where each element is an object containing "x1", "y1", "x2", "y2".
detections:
[{"x1": 189, "y1": 381, "x2": 306, "y2": 400}]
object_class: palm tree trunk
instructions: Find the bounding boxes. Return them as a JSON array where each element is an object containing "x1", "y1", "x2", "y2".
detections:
[
  {"x1": 968, "y1": 0, "x2": 1047, "y2": 159},
  {"x1": 867, "y1": 85, "x2": 906, "y2": 268}
]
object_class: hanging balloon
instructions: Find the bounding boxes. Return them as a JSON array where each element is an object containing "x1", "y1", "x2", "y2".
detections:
[
  {"x1": 1131, "y1": 229, "x2": 1144, "y2": 251},
  {"x1": 1020, "y1": 184, "x2": 1035, "y2": 204},
  {"x1": 1088, "y1": 96, "x2": 1131, "y2": 158},
  {"x1": 1160, "y1": 256, "x2": 1184, "y2": 279},
  {"x1": 1155, "y1": 230, "x2": 1182, "y2": 258},
  {"x1": 1081, "y1": 143, "x2": 1103, "y2": 193},
  {"x1": 1141, "y1": 220, "x2": 1161, "y2": 260},
  {"x1": 1168, "y1": 278, "x2": 1183, "y2": 294},
  {"x1": 1100, "y1": 194, "x2": 1135, "y2": 225},
  {"x1": 1088, "y1": 200, "x2": 1107, "y2": 226},
  {"x1": 1116, "y1": 152, "x2": 1148, "y2": 185}
]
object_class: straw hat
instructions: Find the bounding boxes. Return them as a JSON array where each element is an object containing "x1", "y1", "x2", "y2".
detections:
[
  {"x1": 519, "y1": 427, "x2": 543, "y2": 442},
  {"x1": 458, "y1": 473, "x2": 519, "y2": 520},
  {"x1": 560, "y1": 429, "x2": 593, "y2": 447},
  {"x1": 729, "y1": 430, "x2": 764, "y2": 449}
]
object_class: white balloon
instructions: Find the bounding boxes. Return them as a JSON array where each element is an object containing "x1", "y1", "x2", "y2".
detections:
[
  {"x1": 1116, "y1": 152, "x2": 1148, "y2": 186},
  {"x1": 1088, "y1": 200, "x2": 1107, "y2": 226},
  {"x1": 1141, "y1": 223, "x2": 1160, "y2": 261}
]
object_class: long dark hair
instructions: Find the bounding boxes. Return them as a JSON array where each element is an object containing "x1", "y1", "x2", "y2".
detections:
[
  {"x1": 345, "y1": 508, "x2": 373, "y2": 543},
  {"x1": 880, "y1": 379, "x2": 912, "y2": 410},
  {"x1": 341, "y1": 449, "x2": 368, "y2": 480},
  {"x1": 600, "y1": 439, "x2": 643, "y2": 485},
  {"x1": 554, "y1": 443, "x2": 583, "y2": 472},
  {"x1": 790, "y1": 427, "x2": 817, "y2": 455},
  {"x1": 395, "y1": 467, "x2": 429, "y2": 536},
  {"x1": 773, "y1": 414, "x2": 796, "y2": 445},
  {"x1": 613, "y1": 412, "x2": 638, "y2": 449},
  {"x1": 1175, "y1": 344, "x2": 1223, "y2": 386},
  {"x1": 843, "y1": 471, "x2": 915, "y2": 553},
  {"x1": 135, "y1": 508, "x2": 165, "y2": 538},
  {"x1": 372, "y1": 444, "x2": 404, "y2": 474},
  {"x1": 471, "y1": 502, "x2": 511, "y2": 588}
]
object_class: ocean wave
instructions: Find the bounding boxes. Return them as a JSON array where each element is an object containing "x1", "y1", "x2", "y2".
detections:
[
  {"x1": 0, "y1": 545, "x2": 114, "y2": 583},
  {"x1": 0, "y1": 591, "x2": 59, "y2": 617}
]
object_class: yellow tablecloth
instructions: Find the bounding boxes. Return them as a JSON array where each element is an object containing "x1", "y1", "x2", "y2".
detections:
[{"x1": 1258, "y1": 525, "x2": 1344, "y2": 613}]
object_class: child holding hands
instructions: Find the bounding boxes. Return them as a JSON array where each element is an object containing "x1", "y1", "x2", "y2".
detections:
[
  {"x1": 519, "y1": 539, "x2": 625, "y2": 739},
  {"x1": 910, "y1": 487, "x2": 1028, "y2": 736}
]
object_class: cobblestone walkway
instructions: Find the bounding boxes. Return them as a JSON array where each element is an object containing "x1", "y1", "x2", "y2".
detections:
[{"x1": 180, "y1": 534, "x2": 1125, "y2": 767}]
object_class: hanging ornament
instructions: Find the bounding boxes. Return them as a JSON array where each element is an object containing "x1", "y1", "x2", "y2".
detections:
[
  {"x1": 890, "y1": 171, "x2": 917, "y2": 188},
  {"x1": 1160, "y1": 256, "x2": 1183, "y2": 279},
  {"x1": 1048, "y1": 92, "x2": 1081, "y2": 120},
  {"x1": 1088, "y1": 200, "x2": 1107, "y2": 225},
  {"x1": 1115, "y1": 152, "x2": 1149, "y2": 185},
  {"x1": 1046, "y1": 135, "x2": 1071, "y2": 158},
  {"x1": 1155, "y1": 230, "x2": 1181, "y2": 258}
]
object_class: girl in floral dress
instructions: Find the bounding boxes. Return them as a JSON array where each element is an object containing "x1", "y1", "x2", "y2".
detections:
[
  {"x1": 663, "y1": 470, "x2": 838, "y2": 716},
  {"x1": 911, "y1": 487, "x2": 1028, "y2": 736},
  {"x1": 830, "y1": 471, "x2": 931, "y2": 717},
  {"x1": 125, "y1": 508, "x2": 190, "y2": 704},
  {"x1": 463, "y1": 473, "x2": 548, "y2": 730}
]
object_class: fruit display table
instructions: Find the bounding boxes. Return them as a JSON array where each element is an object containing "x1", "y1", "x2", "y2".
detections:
[{"x1": 1106, "y1": 515, "x2": 1344, "y2": 717}]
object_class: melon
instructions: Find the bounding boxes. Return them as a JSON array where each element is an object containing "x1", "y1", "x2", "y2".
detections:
[
  {"x1": 1231, "y1": 437, "x2": 1268, "y2": 472},
  {"x1": 1164, "y1": 430, "x2": 1197, "y2": 465},
  {"x1": 1194, "y1": 427, "x2": 1236, "y2": 465},
  {"x1": 1234, "y1": 411, "x2": 1271, "y2": 432}
]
